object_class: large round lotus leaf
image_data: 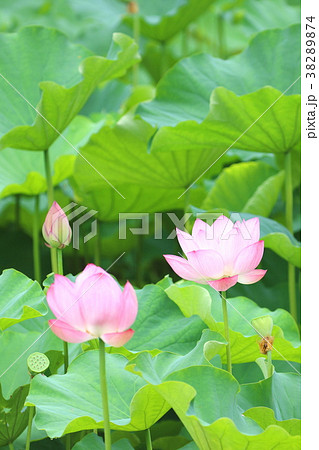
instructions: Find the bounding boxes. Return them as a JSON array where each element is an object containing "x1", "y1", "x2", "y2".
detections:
[
  {"x1": 202, "y1": 161, "x2": 285, "y2": 217},
  {"x1": 127, "y1": 356, "x2": 300, "y2": 449},
  {"x1": 0, "y1": 26, "x2": 139, "y2": 151},
  {"x1": 151, "y1": 87, "x2": 301, "y2": 158},
  {"x1": 25, "y1": 330, "x2": 225, "y2": 438},
  {"x1": 0, "y1": 269, "x2": 46, "y2": 331},
  {"x1": 126, "y1": 284, "x2": 206, "y2": 355},
  {"x1": 26, "y1": 351, "x2": 169, "y2": 437},
  {"x1": 138, "y1": 25, "x2": 300, "y2": 127},
  {"x1": 73, "y1": 115, "x2": 228, "y2": 201},
  {"x1": 0, "y1": 329, "x2": 62, "y2": 399},
  {"x1": 0, "y1": 116, "x2": 103, "y2": 198},
  {"x1": 0, "y1": 384, "x2": 30, "y2": 447},
  {"x1": 165, "y1": 283, "x2": 300, "y2": 365}
]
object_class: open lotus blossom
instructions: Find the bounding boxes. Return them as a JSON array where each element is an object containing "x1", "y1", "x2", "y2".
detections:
[
  {"x1": 42, "y1": 201, "x2": 72, "y2": 249},
  {"x1": 47, "y1": 264, "x2": 138, "y2": 347},
  {"x1": 164, "y1": 215, "x2": 266, "y2": 291}
]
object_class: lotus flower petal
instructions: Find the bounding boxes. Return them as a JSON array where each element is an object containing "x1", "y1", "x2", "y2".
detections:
[
  {"x1": 208, "y1": 276, "x2": 238, "y2": 292},
  {"x1": 75, "y1": 263, "x2": 108, "y2": 285},
  {"x1": 233, "y1": 241, "x2": 264, "y2": 275},
  {"x1": 164, "y1": 215, "x2": 266, "y2": 291},
  {"x1": 192, "y1": 218, "x2": 210, "y2": 238},
  {"x1": 187, "y1": 249, "x2": 224, "y2": 279},
  {"x1": 46, "y1": 264, "x2": 137, "y2": 345},
  {"x1": 235, "y1": 217, "x2": 260, "y2": 244},
  {"x1": 238, "y1": 269, "x2": 267, "y2": 284},
  {"x1": 164, "y1": 254, "x2": 204, "y2": 282},
  {"x1": 47, "y1": 274, "x2": 85, "y2": 330},
  {"x1": 116, "y1": 281, "x2": 138, "y2": 332},
  {"x1": 212, "y1": 215, "x2": 235, "y2": 240},
  {"x1": 176, "y1": 228, "x2": 198, "y2": 254},
  {"x1": 48, "y1": 319, "x2": 91, "y2": 343},
  {"x1": 101, "y1": 329, "x2": 135, "y2": 347}
]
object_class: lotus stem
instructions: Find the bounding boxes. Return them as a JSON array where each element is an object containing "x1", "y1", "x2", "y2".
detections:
[
  {"x1": 57, "y1": 248, "x2": 69, "y2": 373},
  {"x1": 184, "y1": 187, "x2": 192, "y2": 233},
  {"x1": 43, "y1": 150, "x2": 54, "y2": 206},
  {"x1": 99, "y1": 338, "x2": 112, "y2": 450},
  {"x1": 221, "y1": 291, "x2": 232, "y2": 373},
  {"x1": 15, "y1": 194, "x2": 20, "y2": 230},
  {"x1": 284, "y1": 151, "x2": 298, "y2": 321},
  {"x1": 65, "y1": 435, "x2": 71, "y2": 450},
  {"x1": 267, "y1": 350, "x2": 272, "y2": 378},
  {"x1": 136, "y1": 234, "x2": 144, "y2": 287},
  {"x1": 132, "y1": 7, "x2": 140, "y2": 87},
  {"x1": 32, "y1": 195, "x2": 41, "y2": 283},
  {"x1": 57, "y1": 248, "x2": 63, "y2": 275},
  {"x1": 94, "y1": 220, "x2": 101, "y2": 266},
  {"x1": 25, "y1": 405, "x2": 34, "y2": 450},
  {"x1": 43, "y1": 149, "x2": 57, "y2": 273},
  {"x1": 145, "y1": 428, "x2": 152, "y2": 450},
  {"x1": 8, "y1": 443, "x2": 14, "y2": 450}
]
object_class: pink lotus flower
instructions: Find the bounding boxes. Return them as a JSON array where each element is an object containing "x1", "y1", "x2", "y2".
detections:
[
  {"x1": 164, "y1": 216, "x2": 266, "y2": 291},
  {"x1": 47, "y1": 264, "x2": 138, "y2": 346},
  {"x1": 42, "y1": 201, "x2": 72, "y2": 249}
]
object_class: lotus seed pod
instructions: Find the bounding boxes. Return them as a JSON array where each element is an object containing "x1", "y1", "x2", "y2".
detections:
[{"x1": 27, "y1": 352, "x2": 50, "y2": 375}]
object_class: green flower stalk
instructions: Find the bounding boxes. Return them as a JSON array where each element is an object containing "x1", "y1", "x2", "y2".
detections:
[{"x1": 99, "y1": 339, "x2": 112, "y2": 450}]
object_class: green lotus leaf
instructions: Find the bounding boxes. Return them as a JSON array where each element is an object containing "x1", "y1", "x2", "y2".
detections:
[
  {"x1": 26, "y1": 351, "x2": 169, "y2": 437},
  {"x1": 0, "y1": 26, "x2": 139, "y2": 151},
  {"x1": 244, "y1": 407, "x2": 300, "y2": 436},
  {"x1": 0, "y1": 384, "x2": 30, "y2": 447},
  {"x1": 112, "y1": 439, "x2": 135, "y2": 450},
  {"x1": 73, "y1": 115, "x2": 227, "y2": 214},
  {"x1": 72, "y1": 432, "x2": 134, "y2": 449},
  {"x1": 138, "y1": 25, "x2": 300, "y2": 127},
  {"x1": 238, "y1": 372, "x2": 300, "y2": 420},
  {"x1": 0, "y1": 318, "x2": 68, "y2": 399},
  {"x1": 126, "y1": 284, "x2": 207, "y2": 355},
  {"x1": 72, "y1": 433, "x2": 105, "y2": 450},
  {"x1": 149, "y1": 419, "x2": 191, "y2": 449},
  {"x1": 128, "y1": 357, "x2": 300, "y2": 449},
  {"x1": 26, "y1": 329, "x2": 228, "y2": 438},
  {"x1": 127, "y1": 329, "x2": 226, "y2": 380},
  {"x1": 165, "y1": 284, "x2": 300, "y2": 364},
  {"x1": 0, "y1": 0, "x2": 127, "y2": 55},
  {"x1": 0, "y1": 116, "x2": 103, "y2": 198},
  {"x1": 124, "y1": 0, "x2": 214, "y2": 42},
  {"x1": 0, "y1": 269, "x2": 47, "y2": 331},
  {"x1": 152, "y1": 87, "x2": 301, "y2": 159},
  {"x1": 202, "y1": 161, "x2": 285, "y2": 217},
  {"x1": 72, "y1": 178, "x2": 183, "y2": 222}
]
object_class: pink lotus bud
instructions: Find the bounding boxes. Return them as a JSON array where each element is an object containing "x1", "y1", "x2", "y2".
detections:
[
  {"x1": 47, "y1": 264, "x2": 138, "y2": 346},
  {"x1": 42, "y1": 201, "x2": 72, "y2": 249}
]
